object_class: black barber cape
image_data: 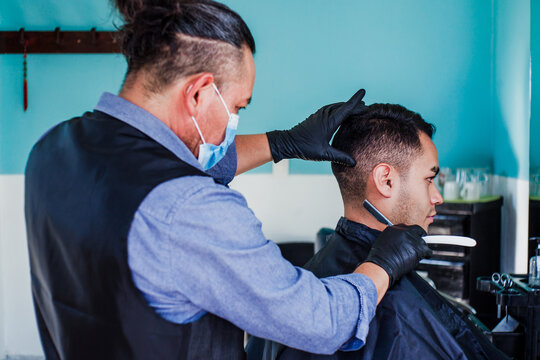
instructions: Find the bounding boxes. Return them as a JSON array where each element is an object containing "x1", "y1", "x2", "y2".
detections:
[
  {"x1": 25, "y1": 110, "x2": 245, "y2": 360},
  {"x1": 253, "y1": 218, "x2": 508, "y2": 360}
]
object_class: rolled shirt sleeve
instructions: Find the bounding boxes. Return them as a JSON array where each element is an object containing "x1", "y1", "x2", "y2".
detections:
[
  {"x1": 333, "y1": 274, "x2": 377, "y2": 351},
  {"x1": 128, "y1": 176, "x2": 377, "y2": 354}
]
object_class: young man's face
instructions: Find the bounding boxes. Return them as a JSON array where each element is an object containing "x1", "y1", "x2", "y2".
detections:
[{"x1": 391, "y1": 132, "x2": 443, "y2": 232}]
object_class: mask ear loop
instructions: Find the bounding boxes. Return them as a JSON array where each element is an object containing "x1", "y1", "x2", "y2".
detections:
[
  {"x1": 212, "y1": 83, "x2": 233, "y2": 117},
  {"x1": 190, "y1": 83, "x2": 231, "y2": 145},
  {"x1": 187, "y1": 84, "x2": 207, "y2": 144},
  {"x1": 191, "y1": 116, "x2": 206, "y2": 144}
]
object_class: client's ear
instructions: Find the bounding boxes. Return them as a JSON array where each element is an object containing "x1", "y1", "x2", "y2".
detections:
[{"x1": 372, "y1": 163, "x2": 396, "y2": 198}]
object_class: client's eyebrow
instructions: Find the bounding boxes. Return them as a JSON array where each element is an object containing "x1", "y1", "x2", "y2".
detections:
[{"x1": 431, "y1": 166, "x2": 440, "y2": 176}]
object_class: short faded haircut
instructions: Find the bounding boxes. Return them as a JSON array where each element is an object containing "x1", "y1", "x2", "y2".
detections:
[{"x1": 331, "y1": 103, "x2": 435, "y2": 204}]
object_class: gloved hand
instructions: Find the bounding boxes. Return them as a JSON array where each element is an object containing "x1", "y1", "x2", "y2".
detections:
[
  {"x1": 266, "y1": 89, "x2": 367, "y2": 166},
  {"x1": 365, "y1": 224, "x2": 432, "y2": 287}
]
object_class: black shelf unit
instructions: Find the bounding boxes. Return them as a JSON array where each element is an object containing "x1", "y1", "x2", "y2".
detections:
[
  {"x1": 477, "y1": 274, "x2": 540, "y2": 360},
  {"x1": 421, "y1": 197, "x2": 503, "y2": 327}
]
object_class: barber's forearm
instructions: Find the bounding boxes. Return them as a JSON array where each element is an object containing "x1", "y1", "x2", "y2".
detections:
[
  {"x1": 353, "y1": 262, "x2": 389, "y2": 304},
  {"x1": 235, "y1": 134, "x2": 273, "y2": 175}
]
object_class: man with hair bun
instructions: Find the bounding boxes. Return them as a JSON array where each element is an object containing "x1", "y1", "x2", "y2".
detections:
[{"x1": 25, "y1": 1, "x2": 431, "y2": 359}]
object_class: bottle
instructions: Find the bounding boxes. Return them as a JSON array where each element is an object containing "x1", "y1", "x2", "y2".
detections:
[{"x1": 529, "y1": 237, "x2": 540, "y2": 289}]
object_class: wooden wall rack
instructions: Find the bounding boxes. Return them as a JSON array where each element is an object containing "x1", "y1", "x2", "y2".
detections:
[{"x1": 0, "y1": 28, "x2": 121, "y2": 54}]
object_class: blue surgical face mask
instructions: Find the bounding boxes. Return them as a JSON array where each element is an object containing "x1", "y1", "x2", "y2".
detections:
[{"x1": 191, "y1": 83, "x2": 239, "y2": 170}]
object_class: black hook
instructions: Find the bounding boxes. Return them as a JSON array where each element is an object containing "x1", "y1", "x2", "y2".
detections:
[
  {"x1": 18, "y1": 28, "x2": 25, "y2": 45},
  {"x1": 90, "y1": 27, "x2": 97, "y2": 44},
  {"x1": 54, "y1": 27, "x2": 61, "y2": 45}
]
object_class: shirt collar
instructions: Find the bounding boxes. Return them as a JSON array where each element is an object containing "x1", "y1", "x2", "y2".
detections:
[
  {"x1": 335, "y1": 217, "x2": 381, "y2": 246},
  {"x1": 94, "y1": 92, "x2": 203, "y2": 171}
]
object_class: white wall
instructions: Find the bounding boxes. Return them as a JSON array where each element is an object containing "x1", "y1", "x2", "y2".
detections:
[
  {"x1": 0, "y1": 180, "x2": 5, "y2": 359},
  {"x1": 493, "y1": 175, "x2": 530, "y2": 273},
  {"x1": 0, "y1": 176, "x2": 42, "y2": 357},
  {"x1": 230, "y1": 162, "x2": 344, "y2": 243}
]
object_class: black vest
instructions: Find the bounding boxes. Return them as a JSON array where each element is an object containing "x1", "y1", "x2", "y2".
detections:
[{"x1": 25, "y1": 110, "x2": 245, "y2": 360}]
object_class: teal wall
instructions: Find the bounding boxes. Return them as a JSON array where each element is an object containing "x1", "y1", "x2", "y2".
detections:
[
  {"x1": 0, "y1": 0, "x2": 531, "y2": 176},
  {"x1": 229, "y1": 0, "x2": 494, "y2": 174},
  {"x1": 532, "y1": 0, "x2": 540, "y2": 169},
  {"x1": 0, "y1": 1, "x2": 125, "y2": 174},
  {"x1": 492, "y1": 0, "x2": 530, "y2": 180}
]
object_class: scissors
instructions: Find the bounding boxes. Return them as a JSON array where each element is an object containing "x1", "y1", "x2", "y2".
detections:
[
  {"x1": 491, "y1": 272, "x2": 514, "y2": 321},
  {"x1": 491, "y1": 272, "x2": 513, "y2": 289}
]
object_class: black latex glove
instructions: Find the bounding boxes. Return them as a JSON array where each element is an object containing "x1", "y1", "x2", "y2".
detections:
[
  {"x1": 266, "y1": 89, "x2": 367, "y2": 166},
  {"x1": 365, "y1": 224, "x2": 432, "y2": 287}
]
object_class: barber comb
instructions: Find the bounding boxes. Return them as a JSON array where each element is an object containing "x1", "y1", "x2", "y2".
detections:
[{"x1": 362, "y1": 199, "x2": 476, "y2": 247}]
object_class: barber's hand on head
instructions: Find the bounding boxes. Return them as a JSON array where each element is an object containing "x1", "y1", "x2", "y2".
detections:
[
  {"x1": 365, "y1": 224, "x2": 432, "y2": 287},
  {"x1": 266, "y1": 89, "x2": 367, "y2": 166}
]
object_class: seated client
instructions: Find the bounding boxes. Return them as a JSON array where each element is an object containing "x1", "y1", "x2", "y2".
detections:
[{"x1": 249, "y1": 103, "x2": 508, "y2": 360}]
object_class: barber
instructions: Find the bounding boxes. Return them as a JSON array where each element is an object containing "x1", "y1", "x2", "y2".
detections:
[{"x1": 24, "y1": 1, "x2": 431, "y2": 359}]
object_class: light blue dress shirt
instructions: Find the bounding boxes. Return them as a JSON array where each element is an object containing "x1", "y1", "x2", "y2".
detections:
[{"x1": 94, "y1": 92, "x2": 378, "y2": 354}]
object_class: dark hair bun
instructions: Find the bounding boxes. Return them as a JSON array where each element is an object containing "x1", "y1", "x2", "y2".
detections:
[
  {"x1": 110, "y1": 0, "x2": 255, "y2": 93},
  {"x1": 113, "y1": 0, "x2": 173, "y2": 23},
  {"x1": 112, "y1": 0, "x2": 254, "y2": 56}
]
